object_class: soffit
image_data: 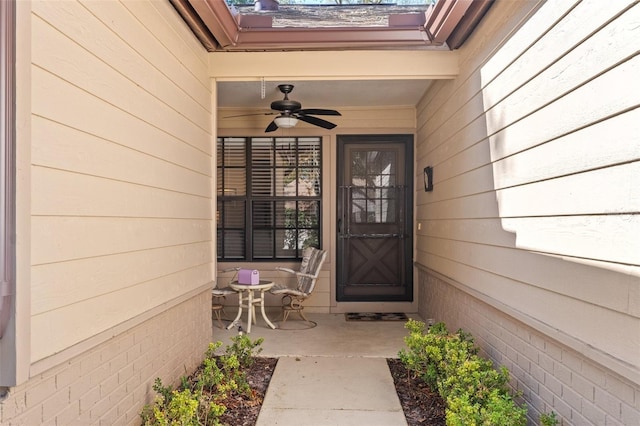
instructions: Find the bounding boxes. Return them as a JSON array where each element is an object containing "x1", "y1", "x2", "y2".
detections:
[
  {"x1": 211, "y1": 49, "x2": 456, "y2": 109},
  {"x1": 217, "y1": 79, "x2": 434, "y2": 110}
]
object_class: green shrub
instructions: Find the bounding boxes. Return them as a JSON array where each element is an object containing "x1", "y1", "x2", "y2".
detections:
[
  {"x1": 141, "y1": 336, "x2": 264, "y2": 426},
  {"x1": 540, "y1": 411, "x2": 559, "y2": 426},
  {"x1": 399, "y1": 319, "x2": 527, "y2": 426},
  {"x1": 225, "y1": 334, "x2": 264, "y2": 368}
]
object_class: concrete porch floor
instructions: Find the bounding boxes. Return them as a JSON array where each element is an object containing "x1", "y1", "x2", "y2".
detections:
[
  {"x1": 212, "y1": 312, "x2": 423, "y2": 426},
  {"x1": 212, "y1": 311, "x2": 422, "y2": 358}
]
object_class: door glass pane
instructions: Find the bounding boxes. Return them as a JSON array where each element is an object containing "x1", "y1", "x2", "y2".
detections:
[
  {"x1": 349, "y1": 149, "x2": 399, "y2": 223},
  {"x1": 368, "y1": 151, "x2": 395, "y2": 181},
  {"x1": 351, "y1": 151, "x2": 366, "y2": 183}
]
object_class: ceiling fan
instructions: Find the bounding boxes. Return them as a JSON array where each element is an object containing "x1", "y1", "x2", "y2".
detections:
[{"x1": 226, "y1": 84, "x2": 341, "y2": 133}]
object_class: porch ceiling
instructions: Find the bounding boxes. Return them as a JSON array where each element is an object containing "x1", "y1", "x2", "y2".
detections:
[{"x1": 217, "y1": 79, "x2": 434, "y2": 110}]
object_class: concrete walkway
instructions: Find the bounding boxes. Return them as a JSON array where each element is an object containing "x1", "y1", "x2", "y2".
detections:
[
  {"x1": 212, "y1": 312, "x2": 419, "y2": 426},
  {"x1": 256, "y1": 356, "x2": 407, "y2": 426}
]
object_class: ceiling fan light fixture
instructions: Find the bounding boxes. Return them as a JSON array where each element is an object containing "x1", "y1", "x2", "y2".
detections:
[{"x1": 274, "y1": 116, "x2": 298, "y2": 128}]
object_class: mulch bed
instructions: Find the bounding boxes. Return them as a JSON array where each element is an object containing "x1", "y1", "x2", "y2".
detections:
[
  {"x1": 222, "y1": 356, "x2": 445, "y2": 426},
  {"x1": 387, "y1": 358, "x2": 446, "y2": 426},
  {"x1": 219, "y1": 357, "x2": 278, "y2": 426}
]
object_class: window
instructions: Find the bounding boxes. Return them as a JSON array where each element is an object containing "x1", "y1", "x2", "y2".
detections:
[{"x1": 217, "y1": 136, "x2": 321, "y2": 261}]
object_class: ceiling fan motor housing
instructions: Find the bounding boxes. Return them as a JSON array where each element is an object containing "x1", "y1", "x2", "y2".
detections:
[
  {"x1": 271, "y1": 85, "x2": 301, "y2": 111},
  {"x1": 271, "y1": 99, "x2": 301, "y2": 112}
]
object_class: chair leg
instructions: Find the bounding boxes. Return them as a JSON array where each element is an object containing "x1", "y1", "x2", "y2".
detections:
[
  {"x1": 212, "y1": 294, "x2": 228, "y2": 329},
  {"x1": 282, "y1": 308, "x2": 291, "y2": 323},
  {"x1": 297, "y1": 308, "x2": 310, "y2": 322},
  {"x1": 212, "y1": 305, "x2": 224, "y2": 328},
  {"x1": 279, "y1": 295, "x2": 311, "y2": 323}
]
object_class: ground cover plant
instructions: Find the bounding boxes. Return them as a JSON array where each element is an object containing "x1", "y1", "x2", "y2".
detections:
[
  {"x1": 540, "y1": 411, "x2": 559, "y2": 426},
  {"x1": 140, "y1": 335, "x2": 276, "y2": 426},
  {"x1": 398, "y1": 319, "x2": 528, "y2": 426},
  {"x1": 141, "y1": 320, "x2": 529, "y2": 425}
]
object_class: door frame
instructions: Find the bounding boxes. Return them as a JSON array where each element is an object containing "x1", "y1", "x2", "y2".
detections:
[{"x1": 335, "y1": 134, "x2": 414, "y2": 302}]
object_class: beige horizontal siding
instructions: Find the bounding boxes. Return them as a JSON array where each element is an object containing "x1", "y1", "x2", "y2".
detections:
[
  {"x1": 31, "y1": 263, "x2": 210, "y2": 361},
  {"x1": 31, "y1": 69, "x2": 211, "y2": 175},
  {"x1": 32, "y1": 242, "x2": 212, "y2": 315},
  {"x1": 31, "y1": 167, "x2": 211, "y2": 219},
  {"x1": 32, "y1": 117, "x2": 211, "y2": 197},
  {"x1": 415, "y1": 2, "x2": 640, "y2": 421},
  {"x1": 29, "y1": 0, "x2": 213, "y2": 364},
  {"x1": 31, "y1": 40, "x2": 210, "y2": 154},
  {"x1": 31, "y1": 217, "x2": 211, "y2": 265},
  {"x1": 420, "y1": 216, "x2": 639, "y2": 269},
  {"x1": 32, "y1": 0, "x2": 210, "y2": 112}
]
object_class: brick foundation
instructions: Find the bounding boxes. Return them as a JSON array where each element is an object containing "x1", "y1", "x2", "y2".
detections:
[
  {"x1": 0, "y1": 290, "x2": 212, "y2": 425},
  {"x1": 417, "y1": 269, "x2": 640, "y2": 426}
]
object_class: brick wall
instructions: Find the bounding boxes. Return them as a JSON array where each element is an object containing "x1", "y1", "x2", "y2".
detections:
[
  {"x1": 418, "y1": 269, "x2": 640, "y2": 426},
  {"x1": 0, "y1": 290, "x2": 212, "y2": 425}
]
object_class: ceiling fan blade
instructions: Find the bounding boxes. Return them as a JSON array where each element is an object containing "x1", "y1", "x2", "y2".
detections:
[
  {"x1": 297, "y1": 108, "x2": 341, "y2": 116},
  {"x1": 296, "y1": 114, "x2": 337, "y2": 129},
  {"x1": 265, "y1": 120, "x2": 279, "y2": 132},
  {"x1": 223, "y1": 112, "x2": 277, "y2": 119}
]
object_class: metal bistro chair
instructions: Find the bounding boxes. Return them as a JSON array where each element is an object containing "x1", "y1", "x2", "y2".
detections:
[
  {"x1": 270, "y1": 247, "x2": 327, "y2": 324},
  {"x1": 211, "y1": 268, "x2": 240, "y2": 328}
]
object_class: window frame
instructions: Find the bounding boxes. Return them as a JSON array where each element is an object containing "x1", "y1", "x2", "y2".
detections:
[
  {"x1": 217, "y1": 136, "x2": 322, "y2": 262},
  {"x1": 0, "y1": 0, "x2": 17, "y2": 387},
  {"x1": 0, "y1": 0, "x2": 15, "y2": 341}
]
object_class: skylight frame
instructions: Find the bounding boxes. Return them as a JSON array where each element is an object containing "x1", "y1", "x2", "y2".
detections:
[{"x1": 173, "y1": 0, "x2": 493, "y2": 52}]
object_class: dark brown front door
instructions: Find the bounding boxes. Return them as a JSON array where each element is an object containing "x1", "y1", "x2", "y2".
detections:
[{"x1": 337, "y1": 135, "x2": 413, "y2": 302}]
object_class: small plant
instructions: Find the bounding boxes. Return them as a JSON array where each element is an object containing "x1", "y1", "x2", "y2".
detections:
[
  {"x1": 540, "y1": 411, "x2": 559, "y2": 426},
  {"x1": 141, "y1": 337, "x2": 265, "y2": 426},
  {"x1": 141, "y1": 378, "x2": 200, "y2": 425},
  {"x1": 399, "y1": 319, "x2": 527, "y2": 426},
  {"x1": 225, "y1": 334, "x2": 264, "y2": 368}
]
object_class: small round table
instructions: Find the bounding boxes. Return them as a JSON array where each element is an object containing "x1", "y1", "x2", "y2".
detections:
[{"x1": 227, "y1": 280, "x2": 277, "y2": 333}]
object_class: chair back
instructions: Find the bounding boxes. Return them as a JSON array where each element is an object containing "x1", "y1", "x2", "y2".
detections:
[{"x1": 297, "y1": 247, "x2": 327, "y2": 294}]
